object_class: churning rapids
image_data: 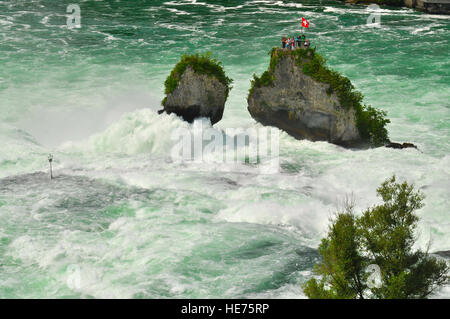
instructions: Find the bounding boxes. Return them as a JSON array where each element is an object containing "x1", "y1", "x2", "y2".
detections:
[{"x1": 0, "y1": 0, "x2": 449, "y2": 298}]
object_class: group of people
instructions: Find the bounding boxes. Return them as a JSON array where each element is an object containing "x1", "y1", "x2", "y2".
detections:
[{"x1": 281, "y1": 35, "x2": 310, "y2": 49}]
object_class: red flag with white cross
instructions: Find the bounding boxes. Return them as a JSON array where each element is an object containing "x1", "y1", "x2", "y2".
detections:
[{"x1": 301, "y1": 17, "x2": 309, "y2": 28}]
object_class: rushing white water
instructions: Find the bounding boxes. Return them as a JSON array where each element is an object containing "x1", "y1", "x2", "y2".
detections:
[{"x1": 0, "y1": 0, "x2": 448, "y2": 298}]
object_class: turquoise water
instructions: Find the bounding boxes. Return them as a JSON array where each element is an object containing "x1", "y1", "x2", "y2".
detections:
[{"x1": 0, "y1": 0, "x2": 449, "y2": 298}]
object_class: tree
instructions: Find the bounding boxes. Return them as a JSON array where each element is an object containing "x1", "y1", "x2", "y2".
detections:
[{"x1": 303, "y1": 176, "x2": 449, "y2": 299}]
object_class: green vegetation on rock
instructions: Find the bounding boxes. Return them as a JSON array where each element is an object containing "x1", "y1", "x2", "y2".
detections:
[
  {"x1": 303, "y1": 176, "x2": 449, "y2": 299},
  {"x1": 249, "y1": 48, "x2": 390, "y2": 146},
  {"x1": 163, "y1": 52, "x2": 233, "y2": 104}
]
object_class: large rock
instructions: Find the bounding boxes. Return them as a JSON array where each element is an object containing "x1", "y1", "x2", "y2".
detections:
[
  {"x1": 248, "y1": 49, "x2": 363, "y2": 147},
  {"x1": 162, "y1": 66, "x2": 228, "y2": 125},
  {"x1": 415, "y1": 0, "x2": 450, "y2": 15}
]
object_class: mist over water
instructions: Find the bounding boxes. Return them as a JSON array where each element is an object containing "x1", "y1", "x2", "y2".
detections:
[{"x1": 0, "y1": 0, "x2": 449, "y2": 298}]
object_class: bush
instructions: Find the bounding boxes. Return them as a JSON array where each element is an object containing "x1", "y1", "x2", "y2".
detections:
[
  {"x1": 249, "y1": 48, "x2": 390, "y2": 146},
  {"x1": 356, "y1": 105, "x2": 390, "y2": 147},
  {"x1": 163, "y1": 52, "x2": 233, "y2": 103},
  {"x1": 303, "y1": 176, "x2": 449, "y2": 299}
]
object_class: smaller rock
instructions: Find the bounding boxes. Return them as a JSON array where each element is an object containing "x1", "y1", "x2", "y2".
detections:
[
  {"x1": 161, "y1": 54, "x2": 232, "y2": 125},
  {"x1": 385, "y1": 142, "x2": 418, "y2": 150}
]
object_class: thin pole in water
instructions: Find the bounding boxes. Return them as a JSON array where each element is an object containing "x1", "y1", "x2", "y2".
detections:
[{"x1": 48, "y1": 154, "x2": 53, "y2": 179}]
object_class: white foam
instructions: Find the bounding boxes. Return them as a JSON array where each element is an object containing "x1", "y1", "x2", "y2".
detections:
[{"x1": 61, "y1": 109, "x2": 189, "y2": 156}]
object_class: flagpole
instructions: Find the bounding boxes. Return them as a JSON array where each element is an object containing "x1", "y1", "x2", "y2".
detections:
[
  {"x1": 304, "y1": 25, "x2": 306, "y2": 48},
  {"x1": 304, "y1": 19, "x2": 307, "y2": 44},
  {"x1": 300, "y1": 19, "x2": 303, "y2": 48}
]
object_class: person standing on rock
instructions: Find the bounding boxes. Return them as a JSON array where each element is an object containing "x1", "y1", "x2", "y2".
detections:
[{"x1": 282, "y1": 36, "x2": 287, "y2": 49}]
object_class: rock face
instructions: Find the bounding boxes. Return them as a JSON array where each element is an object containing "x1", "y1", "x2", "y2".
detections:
[
  {"x1": 248, "y1": 49, "x2": 362, "y2": 147},
  {"x1": 162, "y1": 66, "x2": 228, "y2": 125},
  {"x1": 414, "y1": 0, "x2": 450, "y2": 14},
  {"x1": 433, "y1": 250, "x2": 450, "y2": 259}
]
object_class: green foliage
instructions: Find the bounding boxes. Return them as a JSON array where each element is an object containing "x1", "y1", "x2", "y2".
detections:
[
  {"x1": 303, "y1": 176, "x2": 449, "y2": 299},
  {"x1": 248, "y1": 71, "x2": 274, "y2": 97},
  {"x1": 163, "y1": 52, "x2": 233, "y2": 104},
  {"x1": 248, "y1": 48, "x2": 390, "y2": 146},
  {"x1": 305, "y1": 211, "x2": 367, "y2": 299},
  {"x1": 356, "y1": 105, "x2": 390, "y2": 147}
]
